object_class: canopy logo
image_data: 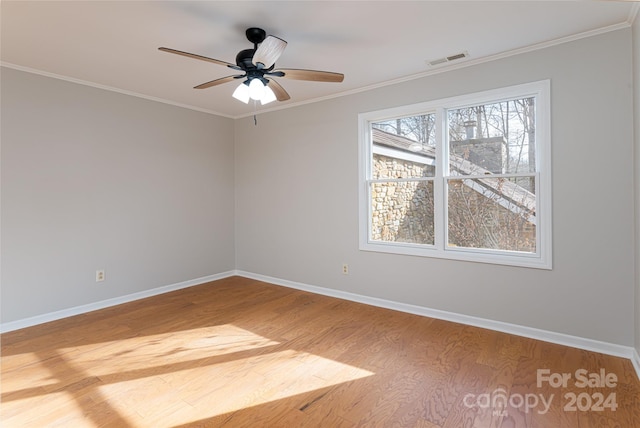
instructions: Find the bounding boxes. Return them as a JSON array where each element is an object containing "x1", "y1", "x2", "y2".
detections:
[{"x1": 463, "y1": 388, "x2": 552, "y2": 416}]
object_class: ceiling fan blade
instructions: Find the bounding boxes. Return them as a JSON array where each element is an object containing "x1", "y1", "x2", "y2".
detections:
[
  {"x1": 277, "y1": 68, "x2": 344, "y2": 83},
  {"x1": 159, "y1": 47, "x2": 238, "y2": 69},
  {"x1": 266, "y1": 79, "x2": 291, "y2": 101},
  {"x1": 194, "y1": 75, "x2": 240, "y2": 89},
  {"x1": 252, "y1": 35, "x2": 287, "y2": 69}
]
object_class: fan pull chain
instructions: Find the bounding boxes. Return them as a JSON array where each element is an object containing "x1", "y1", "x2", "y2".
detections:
[{"x1": 253, "y1": 100, "x2": 258, "y2": 125}]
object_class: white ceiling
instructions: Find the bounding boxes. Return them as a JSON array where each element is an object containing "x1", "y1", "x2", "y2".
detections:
[{"x1": 2, "y1": 1, "x2": 637, "y2": 118}]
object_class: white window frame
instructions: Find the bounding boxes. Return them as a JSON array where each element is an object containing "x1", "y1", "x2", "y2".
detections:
[{"x1": 358, "y1": 80, "x2": 552, "y2": 269}]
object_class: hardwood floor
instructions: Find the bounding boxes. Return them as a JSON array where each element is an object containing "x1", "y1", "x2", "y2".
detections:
[{"x1": 1, "y1": 276, "x2": 639, "y2": 427}]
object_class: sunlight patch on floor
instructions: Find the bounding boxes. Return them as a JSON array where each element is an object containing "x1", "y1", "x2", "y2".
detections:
[
  {"x1": 0, "y1": 351, "x2": 62, "y2": 392},
  {"x1": 1, "y1": 324, "x2": 374, "y2": 427},
  {"x1": 0, "y1": 389, "x2": 98, "y2": 427},
  {"x1": 98, "y1": 348, "x2": 374, "y2": 427},
  {"x1": 61, "y1": 324, "x2": 282, "y2": 376}
]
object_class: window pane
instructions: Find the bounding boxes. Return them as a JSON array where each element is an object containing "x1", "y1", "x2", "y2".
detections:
[
  {"x1": 447, "y1": 176, "x2": 536, "y2": 253},
  {"x1": 370, "y1": 180, "x2": 434, "y2": 245},
  {"x1": 448, "y1": 97, "x2": 536, "y2": 175},
  {"x1": 371, "y1": 114, "x2": 436, "y2": 179},
  {"x1": 372, "y1": 152, "x2": 434, "y2": 179},
  {"x1": 373, "y1": 114, "x2": 436, "y2": 149}
]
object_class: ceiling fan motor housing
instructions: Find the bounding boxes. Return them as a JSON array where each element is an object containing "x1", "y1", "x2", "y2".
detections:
[{"x1": 236, "y1": 49, "x2": 256, "y2": 69}]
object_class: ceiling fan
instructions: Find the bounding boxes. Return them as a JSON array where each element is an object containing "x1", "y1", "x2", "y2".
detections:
[{"x1": 159, "y1": 27, "x2": 344, "y2": 105}]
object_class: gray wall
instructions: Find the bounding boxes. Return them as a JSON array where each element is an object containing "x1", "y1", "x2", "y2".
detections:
[
  {"x1": 1, "y1": 68, "x2": 235, "y2": 323},
  {"x1": 235, "y1": 29, "x2": 635, "y2": 346},
  {"x1": 634, "y1": 13, "x2": 640, "y2": 359}
]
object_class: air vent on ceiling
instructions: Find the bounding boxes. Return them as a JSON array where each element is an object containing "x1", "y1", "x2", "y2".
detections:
[{"x1": 427, "y1": 51, "x2": 470, "y2": 67}]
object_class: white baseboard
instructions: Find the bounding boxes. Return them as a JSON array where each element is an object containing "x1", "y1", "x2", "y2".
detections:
[
  {"x1": 236, "y1": 270, "x2": 640, "y2": 381},
  {"x1": 0, "y1": 271, "x2": 235, "y2": 333},
  {"x1": 633, "y1": 349, "x2": 640, "y2": 380}
]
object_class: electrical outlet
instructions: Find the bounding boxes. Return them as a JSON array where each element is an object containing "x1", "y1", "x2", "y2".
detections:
[
  {"x1": 342, "y1": 264, "x2": 349, "y2": 275},
  {"x1": 96, "y1": 270, "x2": 105, "y2": 282}
]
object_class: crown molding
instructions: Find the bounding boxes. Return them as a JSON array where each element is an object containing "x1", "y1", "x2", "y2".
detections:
[{"x1": 0, "y1": 62, "x2": 234, "y2": 119}]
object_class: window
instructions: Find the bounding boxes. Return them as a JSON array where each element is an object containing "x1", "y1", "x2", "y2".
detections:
[{"x1": 358, "y1": 81, "x2": 551, "y2": 269}]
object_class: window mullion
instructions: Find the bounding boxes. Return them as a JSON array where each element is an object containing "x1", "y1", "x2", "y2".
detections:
[{"x1": 434, "y1": 107, "x2": 446, "y2": 251}]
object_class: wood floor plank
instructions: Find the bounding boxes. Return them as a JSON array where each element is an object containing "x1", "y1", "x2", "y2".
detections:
[{"x1": 1, "y1": 276, "x2": 639, "y2": 427}]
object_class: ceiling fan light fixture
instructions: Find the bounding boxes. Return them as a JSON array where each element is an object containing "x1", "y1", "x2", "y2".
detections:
[
  {"x1": 233, "y1": 78, "x2": 276, "y2": 105},
  {"x1": 232, "y1": 81, "x2": 250, "y2": 104},
  {"x1": 248, "y1": 78, "x2": 266, "y2": 101},
  {"x1": 260, "y1": 85, "x2": 277, "y2": 105}
]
